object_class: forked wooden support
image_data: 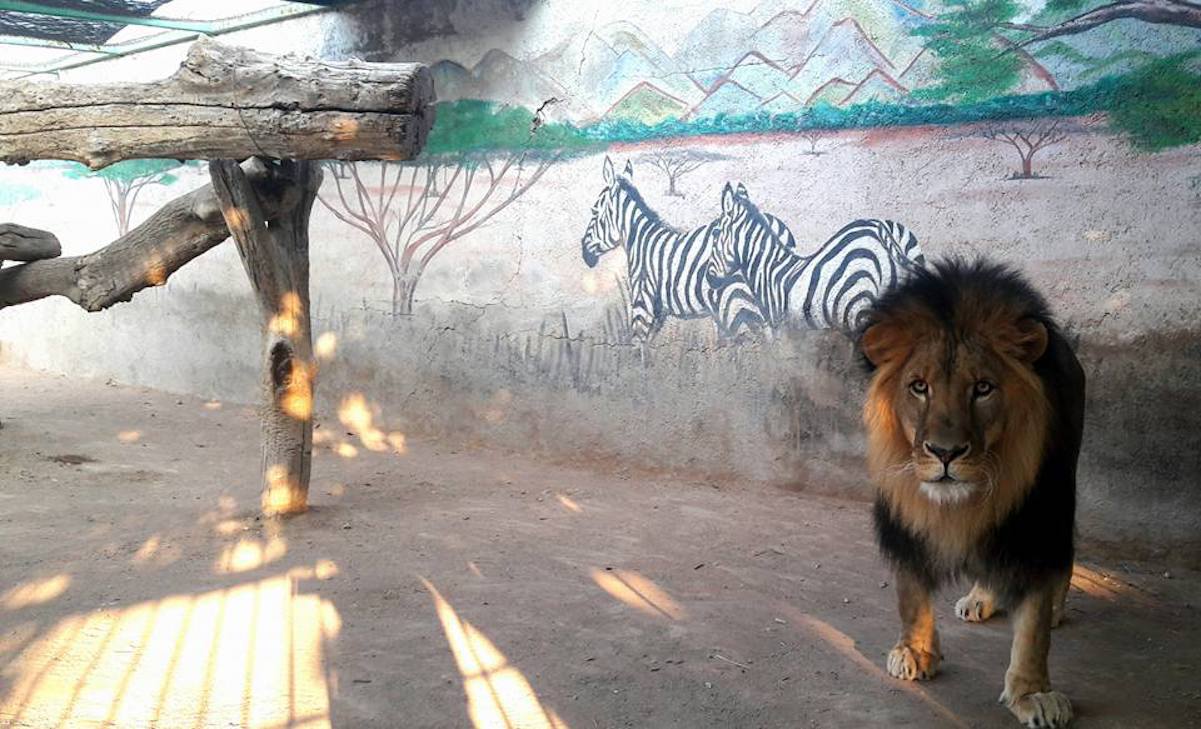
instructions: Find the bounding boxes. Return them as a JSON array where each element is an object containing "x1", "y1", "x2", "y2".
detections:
[
  {"x1": 0, "y1": 37, "x2": 433, "y2": 516},
  {"x1": 210, "y1": 159, "x2": 321, "y2": 515}
]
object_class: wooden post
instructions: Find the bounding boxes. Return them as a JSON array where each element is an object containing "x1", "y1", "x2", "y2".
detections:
[
  {"x1": 0, "y1": 38, "x2": 434, "y2": 516},
  {"x1": 210, "y1": 159, "x2": 320, "y2": 516}
]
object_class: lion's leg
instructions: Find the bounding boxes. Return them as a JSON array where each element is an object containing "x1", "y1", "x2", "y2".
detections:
[
  {"x1": 1000, "y1": 586, "x2": 1073, "y2": 727},
  {"x1": 887, "y1": 569, "x2": 941, "y2": 681},
  {"x1": 955, "y1": 581, "x2": 999, "y2": 623},
  {"x1": 1050, "y1": 570, "x2": 1071, "y2": 629}
]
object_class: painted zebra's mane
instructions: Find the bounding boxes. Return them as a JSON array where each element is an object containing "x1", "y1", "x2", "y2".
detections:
[
  {"x1": 731, "y1": 190, "x2": 816, "y2": 265},
  {"x1": 865, "y1": 220, "x2": 921, "y2": 270},
  {"x1": 616, "y1": 177, "x2": 686, "y2": 234}
]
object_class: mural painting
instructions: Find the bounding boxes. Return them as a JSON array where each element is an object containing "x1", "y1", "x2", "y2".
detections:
[
  {"x1": 0, "y1": 0, "x2": 1196, "y2": 543},
  {"x1": 580, "y1": 157, "x2": 924, "y2": 344},
  {"x1": 310, "y1": 0, "x2": 1200, "y2": 353},
  {"x1": 315, "y1": 101, "x2": 568, "y2": 316},
  {"x1": 580, "y1": 157, "x2": 795, "y2": 344},
  {"x1": 64, "y1": 160, "x2": 190, "y2": 236},
  {"x1": 708, "y1": 181, "x2": 925, "y2": 333}
]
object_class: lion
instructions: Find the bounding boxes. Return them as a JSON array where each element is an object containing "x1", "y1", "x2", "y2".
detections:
[{"x1": 857, "y1": 258, "x2": 1085, "y2": 728}]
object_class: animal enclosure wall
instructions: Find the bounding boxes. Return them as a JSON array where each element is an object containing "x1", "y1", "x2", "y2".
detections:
[{"x1": 1, "y1": 0, "x2": 1199, "y2": 561}]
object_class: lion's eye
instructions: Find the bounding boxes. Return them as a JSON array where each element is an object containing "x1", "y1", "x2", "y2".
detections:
[
  {"x1": 908, "y1": 379, "x2": 928, "y2": 397},
  {"x1": 973, "y1": 380, "x2": 995, "y2": 398}
]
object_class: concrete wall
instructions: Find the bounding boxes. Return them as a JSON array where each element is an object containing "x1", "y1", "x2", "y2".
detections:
[{"x1": 0, "y1": 0, "x2": 1199, "y2": 563}]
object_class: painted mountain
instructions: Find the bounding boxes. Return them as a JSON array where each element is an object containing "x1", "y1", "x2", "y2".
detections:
[{"x1": 428, "y1": 0, "x2": 1201, "y2": 124}]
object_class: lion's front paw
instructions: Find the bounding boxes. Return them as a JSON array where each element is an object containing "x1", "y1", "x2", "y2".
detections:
[
  {"x1": 1000, "y1": 689, "x2": 1073, "y2": 727},
  {"x1": 955, "y1": 586, "x2": 997, "y2": 623},
  {"x1": 886, "y1": 643, "x2": 940, "y2": 681}
]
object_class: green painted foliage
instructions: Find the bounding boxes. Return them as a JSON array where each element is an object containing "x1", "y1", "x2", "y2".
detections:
[
  {"x1": 63, "y1": 158, "x2": 184, "y2": 183},
  {"x1": 1102, "y1": 55, "x2": 1201, "y2": 150},
  {"x1": 909, "y1": 0, "x2": 1201, "y2": 149},
  {"x1": 0, "y1": 183, "x2": 40, "y2": 206},
  {"x1": 411, "y1": 62, "x2": 1201, "y2": 155},
  {"x1": 423, "y1": 100, "x2": 591, "y2": 157},
  {"x1": 579, "y1": 63, "x2": 1200, "y2": 152},
  {"x1": 582, "y1": 91, "x2": 1089, "y2": 143},
  {"x1": 1044, "y1": 0, "x2": 1090, "y2": 10},
  {"x1": 912, "y1": 0, "x2": 1024, "y2": 103}
]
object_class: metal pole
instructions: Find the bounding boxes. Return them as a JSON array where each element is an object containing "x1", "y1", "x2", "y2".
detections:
[
  {"x1": 0, "y1": 3, "x2": 353, "y2": 76},
  {"x1": 0, "y1": 1, "x2": 213, "y2": 33}
]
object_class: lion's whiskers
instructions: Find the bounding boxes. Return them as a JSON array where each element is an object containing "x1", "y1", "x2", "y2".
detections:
[
  {"x1": 883, "y1": 459, "x2": 916, "y2": 478},
  {"x1": 972, "y1": 452, "x2": 1002, "y2": 509}
]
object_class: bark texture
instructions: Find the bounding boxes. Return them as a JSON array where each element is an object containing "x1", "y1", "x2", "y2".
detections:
[
  {"x1": 0, "y1": 223, "x2": 60, "y2": 262},
  {"x1": 0, "y1": 37, "x2": 435, "y2": 169},
  {"x1": 210, "y1": 159, "x2": 321, "y2": 516},
  {"x1": 0, "y1": 159, "x2": 289, "y2": 311},
  {"x1": 1006, "y1": 0, "x2": 1201, "y2": 46}
]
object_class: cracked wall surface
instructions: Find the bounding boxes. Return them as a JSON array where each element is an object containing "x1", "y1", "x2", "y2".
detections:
[{"x1": 0, "y1": 0, "x2": 1199, "y2": 562}]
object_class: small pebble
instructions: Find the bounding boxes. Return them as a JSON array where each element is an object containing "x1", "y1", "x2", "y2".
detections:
[
  {"x1": 842, "y1": 598, "x2": 850, "y2": 604},
  {"x1": 1163, "y1": 571, "x2": 1172, "y2": 579}
]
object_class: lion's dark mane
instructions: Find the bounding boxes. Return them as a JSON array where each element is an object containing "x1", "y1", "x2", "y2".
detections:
[{"x1": 862, "y1": 258, "x2": 1086, "y2": 603}]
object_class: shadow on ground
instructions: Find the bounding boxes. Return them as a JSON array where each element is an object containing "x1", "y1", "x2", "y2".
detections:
[{"x1": 0, "y1": 366, "x2": 1197, "y2": 728}]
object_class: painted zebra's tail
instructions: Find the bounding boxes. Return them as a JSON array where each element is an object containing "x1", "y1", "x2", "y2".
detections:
[{"x1": 794, "y1": 220, "x2": 925, "y2": 332}]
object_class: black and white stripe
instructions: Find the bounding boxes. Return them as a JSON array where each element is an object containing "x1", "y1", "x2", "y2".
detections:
[
  {"x1": 796, "y1": 218, "x2": 926, "y2": 330},
  {"x1": 581, "y1": 158, "x2": 790, "y2": 342},
  {"x1": 707, "y1": 273, "x2": 766, "y2": 341},
  {"x1": 709, "y1": 183, "x2": 925, "y2": 333}
]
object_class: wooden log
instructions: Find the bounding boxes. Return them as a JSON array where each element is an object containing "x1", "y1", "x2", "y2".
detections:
[
  {"x1": 210, "y1": 159, "x2": 320, "y2": 516},
  {"x1": 0, "y1": 159, "x2": 293, "y2": 311},
  {"x1": 0, "y1": 223, "x2": 60, "y2": 262},
  {"x1": 0, "y1": 37, "x2": 435, "y2": 169}
]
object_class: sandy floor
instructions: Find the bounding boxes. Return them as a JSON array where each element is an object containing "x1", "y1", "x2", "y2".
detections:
[{"x1": 0, "y1": 366, "x2": 1197, "y2": 729}]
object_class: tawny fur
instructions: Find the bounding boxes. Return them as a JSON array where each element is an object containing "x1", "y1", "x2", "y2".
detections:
[{"x1": 862, "y1": 297, "x2": 1053, "y2": 565}]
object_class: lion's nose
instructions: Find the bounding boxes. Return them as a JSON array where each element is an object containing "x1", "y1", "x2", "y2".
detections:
[{"x1": 924, "y1": 442, "x2": 969, "y2": 465}]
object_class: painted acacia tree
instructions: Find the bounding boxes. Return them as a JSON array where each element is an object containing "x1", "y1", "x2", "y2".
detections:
[
  {"x1": 798, "y1": 130, "x2": 826, "y2": 156},
  {"x1": 916, "y1": 0, "x2": 1201, "y2": 148},
  {"x1": 65, "y1": 159, "x2": 184, "y2": 236},
  {"x1": 982, "y1": 119, "x2": 1070, "y2": 178},
  {"x1": 319, "y1": 100, "x2": 583, "y2": 315},
  {"x1": 637, "y1": 148, "x2": 728, "y2": 197}
]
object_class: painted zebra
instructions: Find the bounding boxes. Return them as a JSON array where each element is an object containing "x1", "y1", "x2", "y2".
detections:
[
  {"x1": 580, "y1": 157, "x2": 793, "y2": 343},
  {"x1": 708, "y1": 183, "x2": 926, "y2": 333},
  {"x1": 707, "y1": 272, "x2": 766, "y2": 342}
]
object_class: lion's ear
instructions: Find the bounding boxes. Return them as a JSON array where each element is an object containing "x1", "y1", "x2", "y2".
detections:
[
  {"x1": 1012, "y1": 318, "x2": 1049, "y2": 363},
  {"x1": 860, "y1": 322, "x2": 904, "y2": 368}
]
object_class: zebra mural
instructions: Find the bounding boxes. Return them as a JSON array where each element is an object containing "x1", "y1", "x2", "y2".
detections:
[
  {"x1": 580, "y1": 157, "x2": 792, "y2": 343},
  {"x1": 707, "y1": 183, "x2": 926, "y2": 333}
]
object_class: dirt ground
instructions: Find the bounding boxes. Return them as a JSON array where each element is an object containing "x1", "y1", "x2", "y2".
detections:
[{"x1": 0, "y1": 366, "x2": 1197, "y2": 729}]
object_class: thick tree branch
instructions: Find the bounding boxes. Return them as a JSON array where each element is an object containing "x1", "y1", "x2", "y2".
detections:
[
  {"x1": 0, "y1": 158, "x2": 289, "y2": 311},
  {"x1": 1004, "y1": 0, "x2": 1201, "y2": 46},
  {"x1": 0, "y1": 223, "x2": 60, "y2": 262},
  {"x1": 0, "y1": 37, "x2": 435, "y2": 169}
]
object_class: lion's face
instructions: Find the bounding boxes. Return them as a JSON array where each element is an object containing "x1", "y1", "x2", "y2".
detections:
[
  {"x1": 862, "y1": 308, "x2": 1050, "y2": 509},
  {"x1": 882, "y1": 336, "x2": 1017, "y2": 504}
]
